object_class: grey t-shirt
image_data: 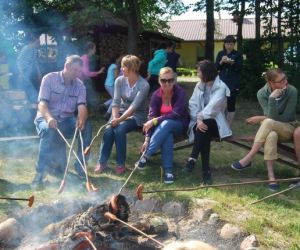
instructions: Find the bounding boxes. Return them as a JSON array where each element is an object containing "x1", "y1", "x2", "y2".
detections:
[{"x1": 112, "y1": 75, "x2": 150, "y2": 126}]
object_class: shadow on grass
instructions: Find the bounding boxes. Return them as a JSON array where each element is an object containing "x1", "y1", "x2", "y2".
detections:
[{"x1": 0, "y1": 178, "x2": 31, "y2": 194}]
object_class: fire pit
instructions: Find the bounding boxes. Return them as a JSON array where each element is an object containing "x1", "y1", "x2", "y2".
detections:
[
  {"x1": 0, "y1": 193, "x2": 255, "y2": 250},
  {"x1": 3, "y1": 194, "x2": 167, "y2": 250}
]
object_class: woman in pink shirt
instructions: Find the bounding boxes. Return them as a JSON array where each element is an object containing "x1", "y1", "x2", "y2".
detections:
[
  {"x1": 80, "y1": 42, "x2": 105, "y2": 109},
  {"x1": 135, "y1": 67, "x2": 189, "y2": 184}
]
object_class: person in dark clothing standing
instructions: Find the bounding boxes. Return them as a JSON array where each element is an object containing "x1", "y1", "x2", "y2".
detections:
[
  {"x1": 165, "y1": 41, "x2": 182, "y2": 74},
  {"x1": 147, "y1": 43, "x2": 172, "y2": 93},
  {"x1": 215, "y1": 35, "x2": 243, "y2": 127}
]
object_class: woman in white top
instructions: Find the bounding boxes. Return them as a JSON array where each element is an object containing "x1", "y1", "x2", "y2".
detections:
[{"x1": 184, "y1": 60, "x2": 232, "y2": 184}]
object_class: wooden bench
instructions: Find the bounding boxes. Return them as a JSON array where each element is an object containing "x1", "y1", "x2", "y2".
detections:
[{"x1": 153, "y1": 135, "x2": 300, "y2": 170}]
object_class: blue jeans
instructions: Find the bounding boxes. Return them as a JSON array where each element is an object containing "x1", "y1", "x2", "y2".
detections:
[
  {"x1": 35, "y1": 116, "x2": 92, "y2": 176},
  {"x1": 98, "y1": 118, "x2": 139, "y2": 166},
  {"x1": 104, "y1": 85, "x2": 114, "y2": 114},
  {"x1": 145, "y1": 119, "x2": 184, "y2": 173}
]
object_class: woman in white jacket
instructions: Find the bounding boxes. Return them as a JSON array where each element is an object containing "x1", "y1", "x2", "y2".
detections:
[{"x1": 184, "y1": 60, "x2": 232, "y2": 184}]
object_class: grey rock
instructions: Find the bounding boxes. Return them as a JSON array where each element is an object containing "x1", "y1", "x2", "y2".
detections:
[
  {"x1": 134, "y1": 199, "x2": 160, "y2": 213},
  {"x1": 192, "y1": 208, "x2": 213, "y2": 221},
  {"x1": 161, "y1": 201, "x2": 185, "y2": 217},
  {"x1": 220, "y1": 223, "x2": 244, "y2": 239},
  {"x1": 240, "y1": 234, "x2": 259, "y2": 250},
  {"x1": 208, "y1": 213, "x2": 220, "y2": 225},
  {"x1": 0, "y1": 218, "x2": 24, "y2": 248},
  {"x1": 148, "y1": 217, "x2": 169, "y2": 234}
]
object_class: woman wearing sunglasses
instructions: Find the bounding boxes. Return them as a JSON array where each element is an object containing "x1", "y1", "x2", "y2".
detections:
[
  {"x1": 231, "y1": 68, "x2": 297, "y2": 191},
  {"x1": 184, "y1": 60, "x2": 232, "y2": 185},
  {"x1": 135, "y1": 67, "x2": 189, "y2": 184}
]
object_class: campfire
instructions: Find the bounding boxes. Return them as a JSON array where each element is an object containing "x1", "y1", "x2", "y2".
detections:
[{"x1": 1, "y1": 194, "x2": 169, "y2": 250}]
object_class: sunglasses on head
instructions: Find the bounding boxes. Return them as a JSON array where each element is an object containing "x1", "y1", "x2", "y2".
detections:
[{"x1": 160, "y1": 78, "x2": 174, "y2": 84}]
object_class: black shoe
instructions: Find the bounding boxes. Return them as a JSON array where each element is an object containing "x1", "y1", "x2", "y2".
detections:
[
  {"x1": 135, "y1": 156, "x2": 147, "y2": 170},
  {"x1": 31, "y1": 172, "x2": 44, "y2": 189},
  {"x1": 202, "y1": 171, "x2": 212, "y2": 185},
  {"x1": 184, "y1": 159, "x2": 195, "y2": 172},
  {"x1": 164, "y1": 173, "x2": 174, "y2": 184}
]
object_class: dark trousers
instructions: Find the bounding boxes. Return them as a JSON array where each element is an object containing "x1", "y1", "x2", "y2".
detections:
[
  {"x1": 148, "y1": 74, "x2": 159, "y2": 94},
  {"x1": 190, "y1": 119, "x2": 219, "y2": 174}
]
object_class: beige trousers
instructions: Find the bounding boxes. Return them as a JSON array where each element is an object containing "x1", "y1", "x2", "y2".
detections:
[{"x1": 254, "y1": 118, "x2": 295, "y2": 160}]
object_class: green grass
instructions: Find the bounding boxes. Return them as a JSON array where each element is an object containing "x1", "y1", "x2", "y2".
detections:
[{"x1": 0, "y1": 79, "x2": 300, "y2": 249}]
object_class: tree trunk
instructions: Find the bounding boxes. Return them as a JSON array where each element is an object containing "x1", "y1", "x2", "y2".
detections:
[
  {"x1": 236, "y1": 0, "x2": 246, "y2": 52},
  {"x1": 205, "y1": 0, "x2": 214, "y2": 61},
  {"x1": 126, "y1": 0, "x2": 143, "y2": 55},
  {"x1": 277, "y1": 0, "x2": 284, "y2": 68},
  {"x1": 255, "y1": 0, "x2": 261, "y2": 41}
]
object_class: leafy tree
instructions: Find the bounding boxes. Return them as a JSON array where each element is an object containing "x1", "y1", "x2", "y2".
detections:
[
  {"x1": 194, "y1": 0, "x2": 222, "y2": 61},
  {"x1": 0, "y1": 0, "x2": 188, "y2": 55}
]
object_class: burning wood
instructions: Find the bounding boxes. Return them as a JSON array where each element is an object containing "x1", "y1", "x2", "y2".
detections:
[{"x1": 12, "y1": 195, "x2": 165, "y2": 249}]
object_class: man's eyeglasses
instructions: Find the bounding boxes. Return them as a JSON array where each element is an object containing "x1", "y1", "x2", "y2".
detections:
[
  {"x1": 273, "y1": 76, "x2": 287, "y2": 84},
  {"x1": 160, "y1": 78, "x2": 174, "y2": 84}
]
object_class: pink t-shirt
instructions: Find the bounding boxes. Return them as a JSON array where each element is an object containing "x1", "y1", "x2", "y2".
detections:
[
  {"x1": 80, "y1": 54, "x2": 98, "y2": 80},
  {"x1": 160, "y1": 104, "x2": 173, "y2": 115}
]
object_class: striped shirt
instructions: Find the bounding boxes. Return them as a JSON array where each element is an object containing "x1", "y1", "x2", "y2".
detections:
[
  {"x1": 16, "y1": 45, "x2": 38, "y2": 75},
  {"x1": 112, "y1": 75, "x2": 149, "y2": 126},
  {"x1": 36, "y1": 71, "x2": 86, "y2": 121}
]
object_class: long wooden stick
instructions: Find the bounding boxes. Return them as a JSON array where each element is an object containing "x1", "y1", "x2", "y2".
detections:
[
  {"x1": 56, "y1": 128, "x2": 87, "y2": 175},
  {"x1": 104, "y1": 212, "x2": 165, "y2": 248},
  {"x1": 58, "y1": 127, "x2": 78, "y2": 193},
  {"x1": 0, "y1": 135, "x2": 39, "y2": 142},
  {"x1": 84, "y1": 123, "x2": 110, "y2": 155},
  {"x1": 84, "y1": 236, "x2": 97, "y2": 250},
  {"x1": 118, "y1": 165, "x2": 138, "y2": 195},
  {"x1": 0, "y1": 195, "x2": 34, "y2": 207},
  {"x1": 250, "y1": 184, "x2": 300, "y2": 205},
  {"x1": 141, "y1": 177, "x2": 300, "y2": 194}
]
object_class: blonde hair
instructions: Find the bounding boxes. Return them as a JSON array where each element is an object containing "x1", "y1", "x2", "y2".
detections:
[
  {"x1": 121, "y1": 55, "x2": 141, "y2": 73},
  {"x1": 159, "y1": 66, "x2": 174, "y2": 77},
  {"x1": 163, "y1": 240, "x2": 217, "y2": 250}
]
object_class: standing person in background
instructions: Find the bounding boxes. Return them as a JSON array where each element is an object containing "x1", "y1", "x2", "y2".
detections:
[
  {"x1": 0, "y1": 51, "x2": 11, "y2": 90},
  {"x1": 101, "y1": 55, "x2": 120, "y2": 120},
  {"x1": 165, "y1": 41, "x2": 182, "y2": 76},
  {"x1": 184, "y1": 60, "x2": 232, "y2": 185},
  {"x1": 80, "y1": 41, "x2": 105, "y2": 110},
  {"x1": 215, "y1": 35, "x2": 243, "y2": 127},
  {"x1": 95, "y1": 55, "x2": 149, "y2": 175},
  {"x1": 32, "y1": 55, "x2": 92, "y2": 189},
  {"x1": 147, "y1": 42, "x2": 172, "y2": 93},
  {"x1": 17, "y1": 33, "x2": 41, "y2": 103}
]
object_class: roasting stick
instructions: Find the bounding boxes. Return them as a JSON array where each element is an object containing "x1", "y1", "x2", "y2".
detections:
[
  {"x1": 0, "y1": 195, "x2": 34, "y2": 207},
  {"x1": 250, "y1": 184, "x2": 300, "y2": 205},
  {"x1": 135, "y1": 177, "x2": 300, "y2": 200},
  {"x1": 79, "y1": 130, "x2": 89, "y2": 183},
  {"x1": 58, "y1": 127, "x2": 78, "y2": 193},
  {"x1": 79, "y1": 130, "x2": 98, "y2": 192},
  {"x1": 104, "y1": 212, "x2": 165, "y2": 248},
  {"x1": 57, "y1": 128, "x2": 97, "y2": 192},
  {"x1": 117, "y1": 164, "x2": 138, "y2": 195},
  {"x1": 84, "y1": 122, "x2": 110, "y2": 155},
  {"x1": 117, "y1": 151, "x2": 149, "y2": 195},
  {"x1": 84, "y1": 236, "x2": 97, "y2": 250},
  {"x1": 56, "y1": 128, "x2": 87, "y2": 175}
]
